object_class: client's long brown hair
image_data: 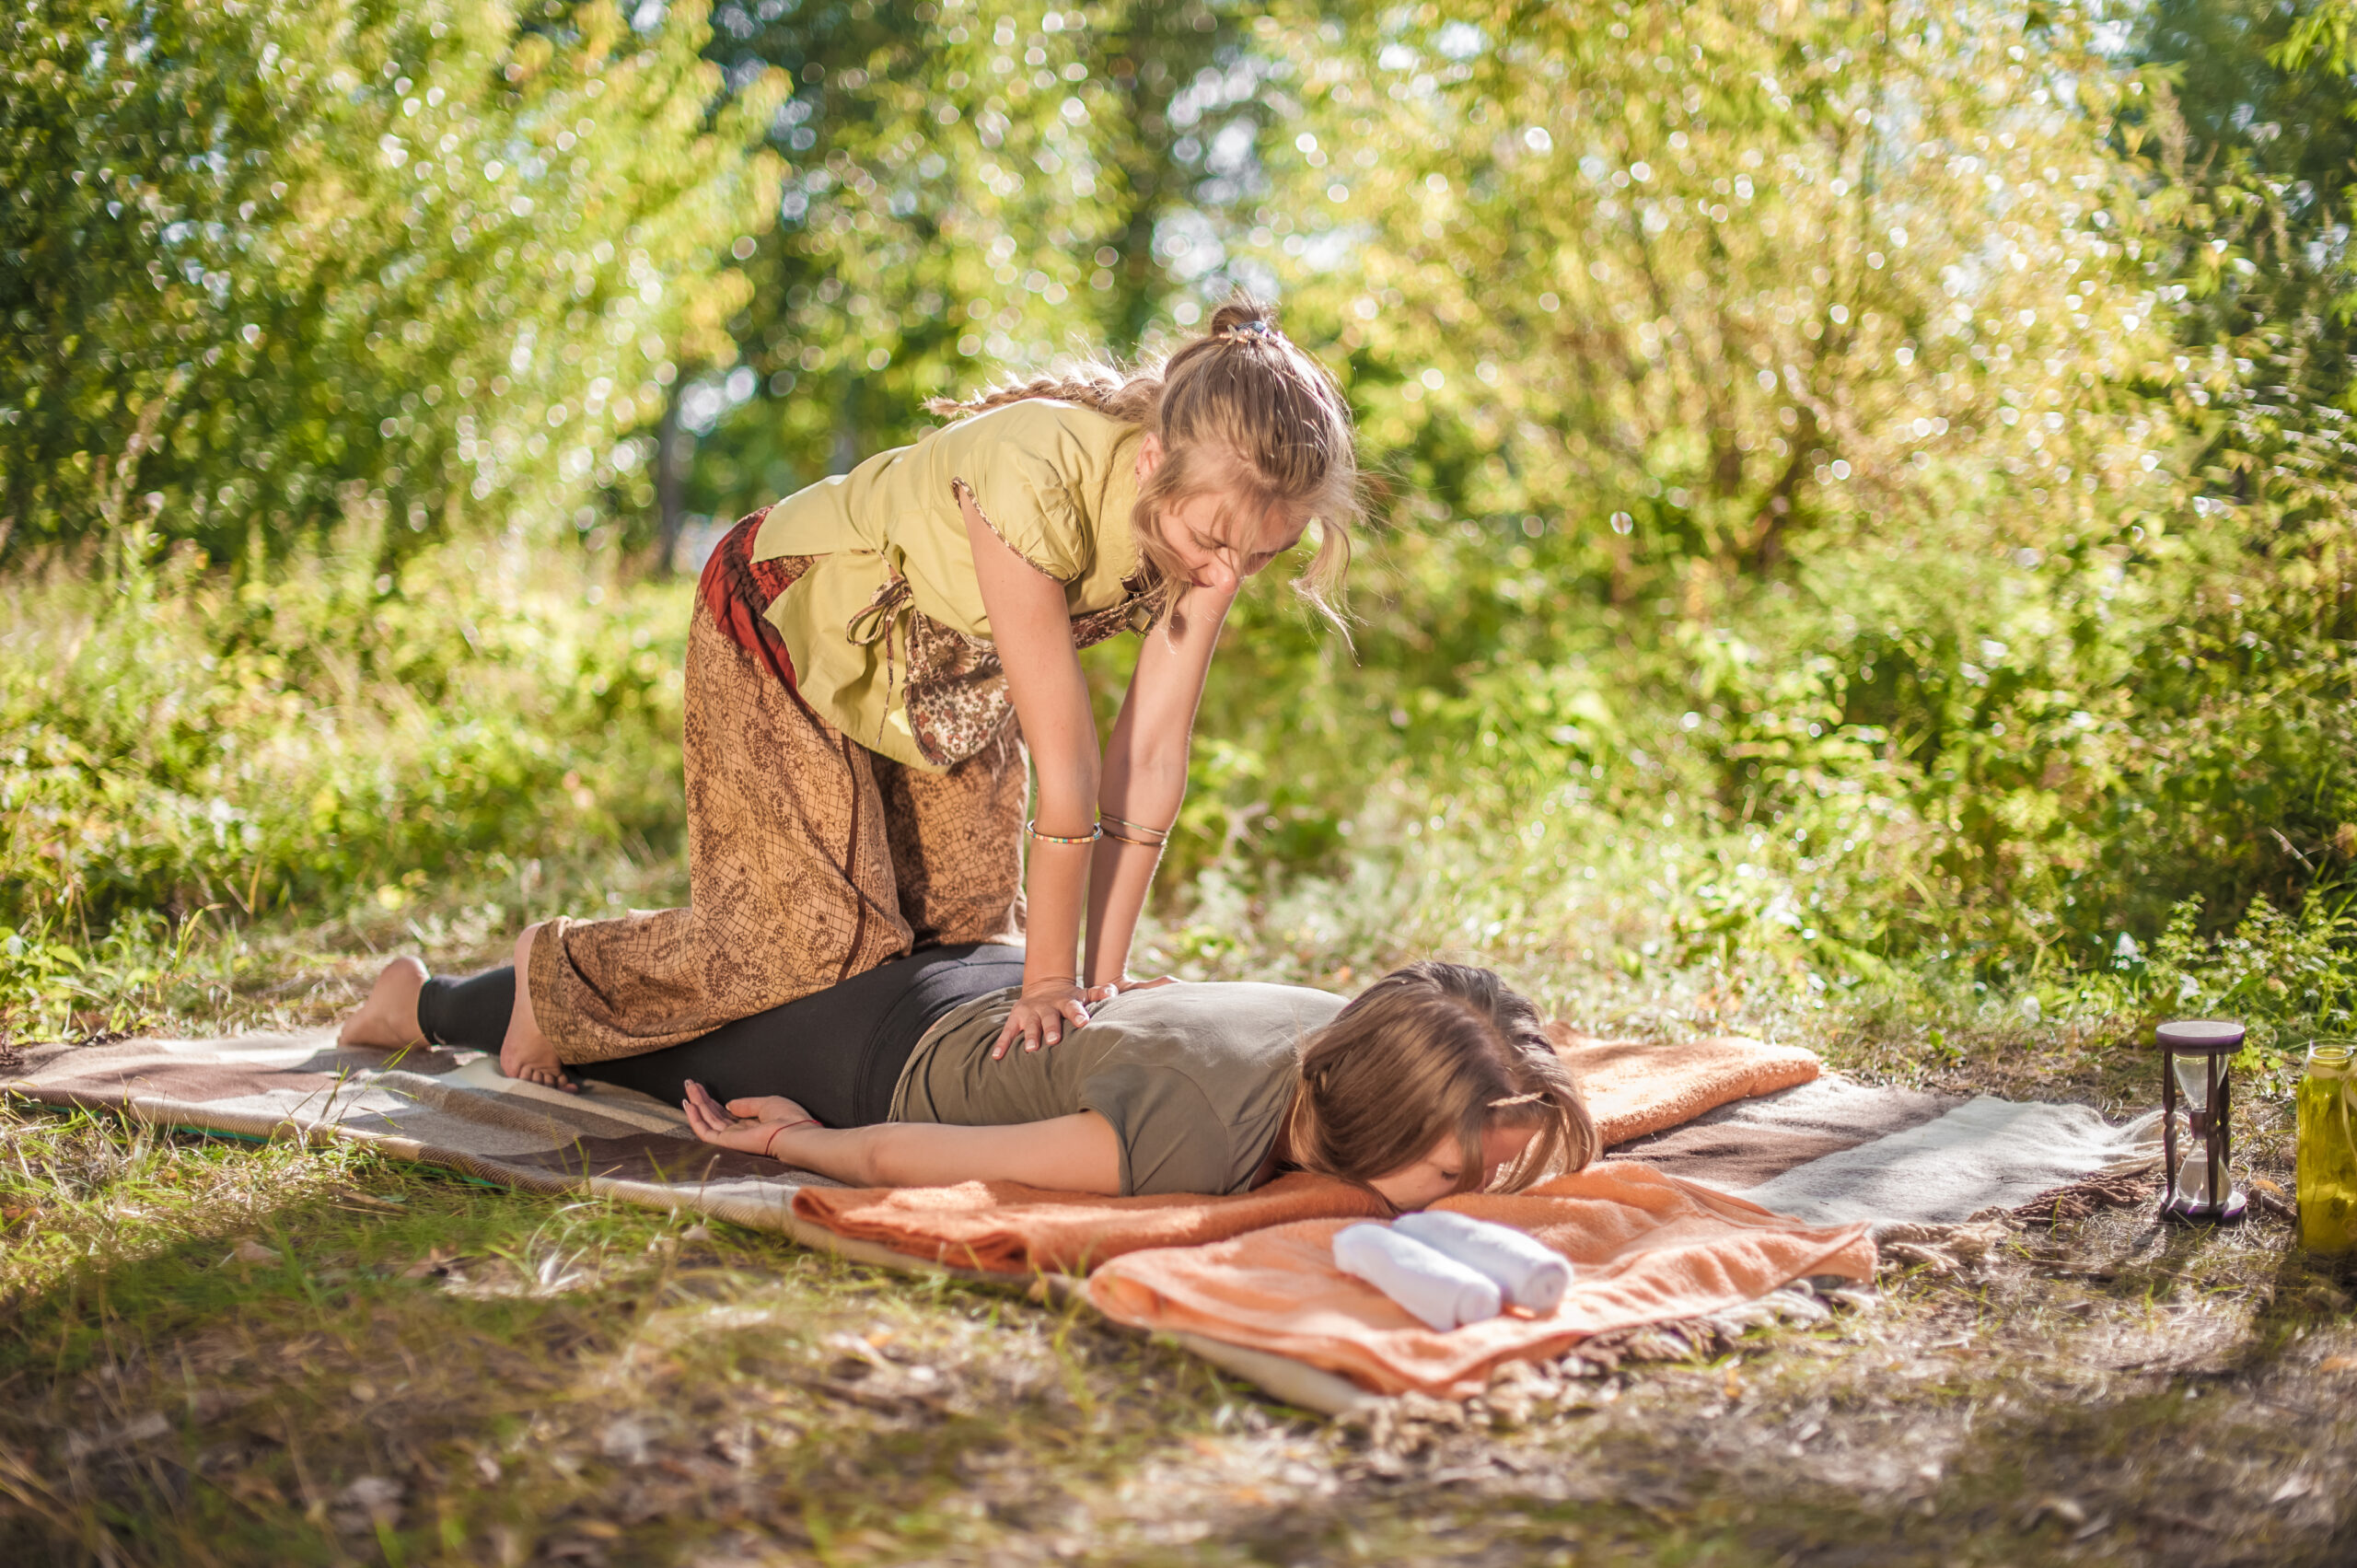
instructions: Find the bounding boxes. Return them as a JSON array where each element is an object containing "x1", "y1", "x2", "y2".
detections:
[{"x1": 1285, "y1": 961, "x2": 1596, "y2": 1200}]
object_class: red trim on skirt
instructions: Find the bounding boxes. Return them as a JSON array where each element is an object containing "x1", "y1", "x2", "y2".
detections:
[{"x1": 696, "y1": 507, "x2": 807, "y2": 691}]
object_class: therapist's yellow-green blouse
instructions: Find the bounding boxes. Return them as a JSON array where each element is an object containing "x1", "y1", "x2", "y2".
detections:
[{"x1": 750, "y1": 400, "x2": 1159, "y2": 772}]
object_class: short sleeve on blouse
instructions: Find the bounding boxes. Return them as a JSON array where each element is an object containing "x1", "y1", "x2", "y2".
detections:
[
  {"x1": 1080, "y1": 1062, "x2": 1242, "y2": 1197},
  {"x1": 944, "y1": 401, "x2": 1096, "y2": 582}
]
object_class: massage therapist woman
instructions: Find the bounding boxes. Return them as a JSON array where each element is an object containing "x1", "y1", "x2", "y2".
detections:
[{"x1": 343, "y1": 295, "x2": 1361, "y2": 1083}]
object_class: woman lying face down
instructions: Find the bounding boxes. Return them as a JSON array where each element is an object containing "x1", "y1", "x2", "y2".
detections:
[{"x1": 684, "y1": 959, "x2": 1596, "y2": 1209}]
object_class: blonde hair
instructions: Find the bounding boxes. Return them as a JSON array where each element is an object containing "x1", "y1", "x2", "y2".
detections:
[
  {"x1": 925, "y1": 293, "x2": 1359, "y2": 629},
  {"x1": 1284, "y1": 962, "x2": 1596, "y2": 1204}
]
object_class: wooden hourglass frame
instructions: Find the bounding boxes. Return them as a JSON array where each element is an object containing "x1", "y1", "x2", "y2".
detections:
[{"x1": 2158, "y1": 1018, "x2": 2247, "y2": 1225}]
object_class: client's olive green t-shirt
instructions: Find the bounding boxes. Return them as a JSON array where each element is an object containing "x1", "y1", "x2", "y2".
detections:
[{"x1": 888, "y1": 981, "x2": 1344, "y2": 1196}]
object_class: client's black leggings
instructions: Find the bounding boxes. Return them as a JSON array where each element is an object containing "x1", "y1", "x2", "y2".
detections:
[{"x1": 415, "y1": 943, "x2": 1025, "y2": 1129}]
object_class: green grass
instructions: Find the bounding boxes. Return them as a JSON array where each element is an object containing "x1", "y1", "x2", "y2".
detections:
[{"x1": 0, "y1": 529, "x2": 691, "y2": 1041}]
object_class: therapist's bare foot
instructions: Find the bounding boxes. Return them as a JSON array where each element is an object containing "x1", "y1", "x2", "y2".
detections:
[
  {"x1": 340, "y1": 957, "x2": 427, "y2": 1049},
  {"x1": 498, "y1": 922, "x2": 573, "y2": 1089}
]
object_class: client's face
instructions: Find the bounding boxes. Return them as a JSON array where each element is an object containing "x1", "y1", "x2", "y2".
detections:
[{"x1": 1367, "y1": 1121, "x2": 1538, "y2": 1211}]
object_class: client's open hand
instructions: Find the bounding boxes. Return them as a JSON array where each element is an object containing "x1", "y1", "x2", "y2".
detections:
[
  {"x1": 681, "y1": 1080, "x2": 819, "y2": 1157},
  {"x1": 993, "y1": 977, "x2": 1092, "y2": 1059}
]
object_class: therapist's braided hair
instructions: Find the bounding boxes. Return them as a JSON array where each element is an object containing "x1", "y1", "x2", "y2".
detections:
[
  {"x1": 924, "y1": 293, "x2": 1359, "y2": 632},
  {"x1": 1284, "y1": 962, "x2": 1596, "y2": 1204}
]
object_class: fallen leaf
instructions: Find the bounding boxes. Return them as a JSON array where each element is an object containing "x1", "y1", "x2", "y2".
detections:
[
  {"x1": 599, "y1": 1419, "x2": 651, "y2": 1465},
  {"x1": 2320, "y1": 1355, "x2": 2357, "y2": 1373},
  {"x1": 2251, "y1": 1177, "x2": 2286, "y2": 1196},
  {"x1": 225, "y1": 1472, "x2": 286, "y2": 1506},
  {"x1": 679, "y1": 1223, "x2": 714, "y2": 1242},
  {"x1": 225, "y1": 1238, "x2": 280, "y2": 1266},
  {"x1": 2270, "y1": 1474, "x2": 2316, "y2": 1503},
  {"x1": 339, "y1": 1475, "x2": 402, "y2": 1507},
  {"x1": 64, "y1": 1411, "x2": 170, "y2": 1458},
  {"x1": 330, "y1": 1475, "x2": 403, "y2": 1536},
  {"x1": 2022, "y1": 1494, "x2": 2088, "y2": 1530},
  {"x1": 400, "y1": 1247, "x2": 453, "y2": 1280},
  {"x1": 822, "y1": 1331, "x2": 880, "y2": 1365}
]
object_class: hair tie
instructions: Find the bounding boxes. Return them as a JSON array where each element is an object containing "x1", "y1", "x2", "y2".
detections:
[
  {"x1": 1225, "y1": 318, "x2": 1273, "y2": 340},
  {"x1": 1487, "y1": 1091, "x2": 1544, "y2": 1109}
]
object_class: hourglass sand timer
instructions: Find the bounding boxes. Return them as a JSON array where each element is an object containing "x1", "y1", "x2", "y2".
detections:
[{"x1": 2158, "y1": 1018, "x2": 2247, "y2": 1225}]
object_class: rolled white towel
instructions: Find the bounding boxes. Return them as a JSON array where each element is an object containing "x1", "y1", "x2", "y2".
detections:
[
  {"x1": 1331, "y1": 1222, "x2": 1503, "y2": 1330},
  {"x1": 1393, "y1": 1210, "x2": 1573, "y2": 1314}
]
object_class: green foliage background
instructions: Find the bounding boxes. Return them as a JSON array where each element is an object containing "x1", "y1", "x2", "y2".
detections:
[
  {"x1": 5, "y1": 0, "x2": 2357, "y2": 1048},
  {"x1": 2, "y1": 0, "x2": 782, "y2": 559}
]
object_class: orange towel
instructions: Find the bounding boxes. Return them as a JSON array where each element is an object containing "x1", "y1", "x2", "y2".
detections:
[
  {"x1": 1086, "y1": 1162, "x2": 1874, "y2": 1398},
  {"x1": 790, "y1": 1169, "x2": 1389, "y2": 1274},
  {"x1": 1553, "y1": 1027, "x2": 1821, "y2": 1145},
  {"x1": 790, "y1": 1028, "x2": 1821, "y2": 1273}
]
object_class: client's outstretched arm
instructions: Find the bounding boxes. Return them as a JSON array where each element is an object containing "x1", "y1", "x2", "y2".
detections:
[{"x1": 681, "y1": 1082, "x2": 1122, "y2": 1193}]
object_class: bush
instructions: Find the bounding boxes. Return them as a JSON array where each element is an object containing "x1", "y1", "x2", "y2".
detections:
[{"x1": 0, "y1": 524, "x2": 690, "y2": 946}]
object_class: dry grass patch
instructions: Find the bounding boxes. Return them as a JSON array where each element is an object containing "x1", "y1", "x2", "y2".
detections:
[
  {"x1": 6, "y1": 921, "x2": 2356, "y2": 1566},
  {"x1": 7, "y1": 1096, "x2": 2355, "y2": 1567}
]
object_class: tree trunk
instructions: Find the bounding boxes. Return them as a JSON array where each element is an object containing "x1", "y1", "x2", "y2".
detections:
[{"x1": 654, "y1": 380, "x2": 690, "y2": 575}]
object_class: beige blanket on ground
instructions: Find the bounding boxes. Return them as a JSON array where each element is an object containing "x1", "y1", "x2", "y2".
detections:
[{"x1": 0, "y1": 1029, "x2": 835, "y2": 1228}]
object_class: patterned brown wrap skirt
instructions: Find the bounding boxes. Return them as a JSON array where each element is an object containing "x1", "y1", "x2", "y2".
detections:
[{"x1": 527, "y1": 510, "x2": 1028, "y2": 1064}]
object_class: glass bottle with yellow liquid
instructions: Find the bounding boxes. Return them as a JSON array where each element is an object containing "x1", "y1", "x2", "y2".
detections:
[{"x1": 2298, "y1": 1040, "x2": 2357, "y2": 1255}]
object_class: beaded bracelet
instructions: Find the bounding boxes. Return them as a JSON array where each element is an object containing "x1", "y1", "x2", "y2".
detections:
[{"x1": 1025, "y1": 819, "x2": 1101, "y2": 846}]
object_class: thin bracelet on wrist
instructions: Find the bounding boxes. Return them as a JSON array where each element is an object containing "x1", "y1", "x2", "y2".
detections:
[
  {"x1": 1099, "y1": 812, "x2": 1172, "y2": 843},
  {"x1": 761, "y1": 1119, "x2": 819, "y2": 1159}
]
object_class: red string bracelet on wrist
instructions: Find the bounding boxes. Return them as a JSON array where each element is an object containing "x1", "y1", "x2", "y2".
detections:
[{"x1": 761, "y1": 1119, "x2": 819, "y2": 1160}]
